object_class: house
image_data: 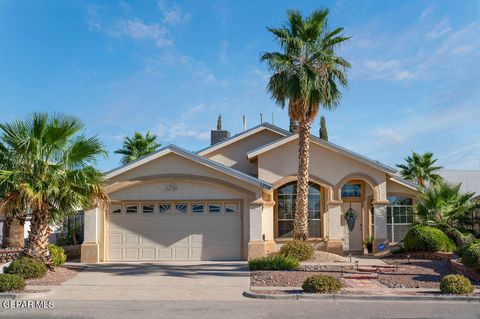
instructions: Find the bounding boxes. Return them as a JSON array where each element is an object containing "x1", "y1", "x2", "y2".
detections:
[{"x1": 81, "y1": 123, "x2": 419, "y2": 263}]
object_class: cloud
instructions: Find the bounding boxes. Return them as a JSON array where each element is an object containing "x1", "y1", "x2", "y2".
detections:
[
  {"x1": 361, "y1": 59, "x2": 416, "y2": 81},
  {"x1": 372, "y1": 128, "x2": 407, "y2": 145},
  {"x1": 426, "y1": 19, "x2": 451, "y2": 39},
  {"x1": 113, "y1": 19, "x2": 172, "y2": 47},
  {"x1": 157, "y1": 1, "x2": 192, "y2": 26}
]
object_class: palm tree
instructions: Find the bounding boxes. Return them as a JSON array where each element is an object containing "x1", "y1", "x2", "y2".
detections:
[
  {"x1": 114, "y1": 131, "x2": 161, "y2": 165},
  {"x1": 262, "y1": 9, "x2": 350, "y2": 240},
  {"x1": 415, "y1": 181, "x2": 478, "y2": 246},
  {"x1": 319, "y1": 115, "x2": 328, "y2": 141},
  {"x1": 397, "y1": 151, "x2": 443, "y2": 187},
  {"x1": 0, "y1": 113, "x2": 107, "y2": 260}
]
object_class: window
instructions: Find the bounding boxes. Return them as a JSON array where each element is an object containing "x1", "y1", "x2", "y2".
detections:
[
  {"x1": 158, "y1": 204, "x2": 172, "y2": 215},
  {"x1": 111, "y1": 205, "x2": 122, "y2": 214},
  {"x1": 126, "y1": 205, "x2": 138, "y2": 214},
  {"x1": 341, "y1": 183, "x2": 362, "y2": 198},
  {"x1": 175, "y1": 203, "x2": 188, "y2": 214},
  {"x1": 192, "y1": 204, "x2": 205, "y2": 214},
  {"x1": 387, "y1": 196, "x2": 413, "y2": 243},
  {"x1": 225, "y1": 203, "x2": 238, "y2": 214},
  {"x1": 208, "y1": 203, "x2": 221, "y2": 214},
  {"x1": 277, "y1": 182, "x2": 322, "y2": 238},
  {"x1": 142, "y1": 204, "x2": 154, "y2": 214}
]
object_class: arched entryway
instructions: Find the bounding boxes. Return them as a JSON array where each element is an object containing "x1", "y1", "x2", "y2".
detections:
[{"x1": 274, "y1": 181, "x2": 324, "y2": 240}]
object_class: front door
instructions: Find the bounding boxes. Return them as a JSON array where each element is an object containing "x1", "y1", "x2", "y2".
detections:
[{"x1": 342, "y1": 202, "x2": 363, "y2": 253}]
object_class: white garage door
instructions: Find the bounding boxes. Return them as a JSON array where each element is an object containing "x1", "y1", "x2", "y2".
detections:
[{"x1": 107, "y1": 201, "x2": 242, "y2": 261}]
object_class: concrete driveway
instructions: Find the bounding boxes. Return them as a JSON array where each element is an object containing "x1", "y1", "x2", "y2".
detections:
[{"x1": 47, "y1": 261, "x2": 249, "y2": 301}]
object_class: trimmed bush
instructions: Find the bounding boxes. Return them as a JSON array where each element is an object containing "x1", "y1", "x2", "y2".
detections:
[
  {"x1": 0, "y1": 274, "x2": 25, "y2": 292},
  {"x1": 403, "y1": 225, "x2": 456, "y2": 252},
  {"x1": 440, "y1": 274, "x2": 474, "y2": 295},
  {"x1": 248, "y1": 255, "x2": 300, "y2": 271},
  {"x1": 7, "y1": 257, "x2": 47, "y2": 279},
  {"x1": 48, "y1": 244, "x2": 67, "y2": 266},
  {"x1": 461, "y1": 242, "x2": 480, "y2": 269},
  {"x1": 279, "y1": 240, "x2": 315, "y2": 261},
  {"x1": 302, "y1": 275, "x2": 342, "y2": 294}
]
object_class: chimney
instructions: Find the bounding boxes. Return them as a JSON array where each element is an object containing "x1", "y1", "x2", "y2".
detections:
[{"x1": 210, "y1": 114, "x2": 230, "y2": 145}]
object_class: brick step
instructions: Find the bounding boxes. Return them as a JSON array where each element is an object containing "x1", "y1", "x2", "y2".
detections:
[{"x1": 343, "y1": 273, "x2": 379, "y2": 279}]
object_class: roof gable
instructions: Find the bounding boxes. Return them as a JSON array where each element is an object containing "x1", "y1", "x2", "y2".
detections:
[
  {"x1": 105, "y1": 145, "x2": 273, "y2": 190},
  {"x1": 197, "y1": 123, "x2": 290, "y2": 156},
  {"x1": 247, "y1": 134, "x2": 397, "y2": 174}
]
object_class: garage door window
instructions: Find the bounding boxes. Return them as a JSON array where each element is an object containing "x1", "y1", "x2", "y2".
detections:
[
  {"x1": 225, "y1": 203, "x2": 238, "y2": 214},
  {"x1": 126, "y1": 205, "x2": 138, "y2": 214},
  {"x1": 208, "y1": 203, "x2": 221, "y2": 214},
  {"x1": 142, "y1": 204, "x2": 154, "y2": 214},
  {"x1": 192, "y1": 204, "x2": 205, "y2": 214},
  {"x1": 158, "y1": 204, "x2": 172, "y2": 215},
  {"x1": 111, "y1": 205, "x2": 122, "y2": 214},
  {"x1": 175, "y1": 204, "x2": 188, "y2": 214}
]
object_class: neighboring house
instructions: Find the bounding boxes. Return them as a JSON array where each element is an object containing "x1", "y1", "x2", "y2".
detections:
[
  {"x1": 439, "y1": 170, "x2": 480, "y2": 200},
  {"x1": 81, "y1": 123, "x2": 419, "y2": 263}
]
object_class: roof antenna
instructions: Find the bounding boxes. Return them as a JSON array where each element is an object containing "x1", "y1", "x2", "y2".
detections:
[
  {"x1": 260, "y1": 113, "x2": 263, "y2": 124},
  {"x1": 242, "y1": 115, "x2": 246, "y2": 132}
]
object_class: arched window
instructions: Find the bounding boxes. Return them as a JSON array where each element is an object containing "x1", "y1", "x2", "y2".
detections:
[{"x1": 276, "y1": 182, "x2": 321, "y2": 239}]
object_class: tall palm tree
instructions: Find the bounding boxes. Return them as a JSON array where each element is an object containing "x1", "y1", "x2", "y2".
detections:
[
  {"x1": 262, "y1": 9, "x2": 350, "y2": 240},
  {"x1": 415, "y1": 181, "x2": 478, "y2": 246},
  {"x1": 0, "y1": 113, "x2": 107, "y2": 260},
  {"x1": 397, "y1": 151, "x2": 443, "y2": 187},
  {"x1": 114, "y1": 131, "x2": 161, "y2": 165}
]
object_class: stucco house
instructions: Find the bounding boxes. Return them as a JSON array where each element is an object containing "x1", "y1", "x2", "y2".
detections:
[{"x1": 81, "y1": 123, "x2": 419, "y2": 263}]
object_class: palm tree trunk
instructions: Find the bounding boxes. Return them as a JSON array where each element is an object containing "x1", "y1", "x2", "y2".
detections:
[
  {"x1": 25, "y1": 206, "x2": 51, "y2": 261},
  {"x1": 294, "y1": 119, "x2": 311, "y2": 241},
  {"x1": 2, "y1": 214, "x2": 12, "y2": 248}
]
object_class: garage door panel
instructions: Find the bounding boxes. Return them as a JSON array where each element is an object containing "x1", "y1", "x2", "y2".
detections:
[{"x1": 107, "y1": 201, "x2": 242, "y2": 261}]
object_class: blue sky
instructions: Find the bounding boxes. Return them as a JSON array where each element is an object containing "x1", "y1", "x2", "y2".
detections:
[{"x1": 0, "y1": 0, "x2": 479, "y2": 172}]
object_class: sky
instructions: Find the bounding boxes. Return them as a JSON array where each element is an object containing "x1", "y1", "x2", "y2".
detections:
[{"x1": 0, "y1": 0, "x2": 479, "y2": 172}]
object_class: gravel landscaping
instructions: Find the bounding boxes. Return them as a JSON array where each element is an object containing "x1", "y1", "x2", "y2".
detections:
[
  {"x1": 26, "y1": 266, "x2": 83, "y2": 286},
  {"x1": 306, "y1": 251, "x2": 348, "y2": 263},
  {"x1": 379, "y1": 258, "x2": 480, "y2": 289},
  {"x1": 251, "y1": 269, "x2": 342, "y2": 287}
]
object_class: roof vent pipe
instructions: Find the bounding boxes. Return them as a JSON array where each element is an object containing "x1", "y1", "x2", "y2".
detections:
[
  {"x1": 260, "y1": 113, "x2": 263, "y2": 124},
  {"x1": 243, "y1": 115, "x2": 246, "y2": 132}
]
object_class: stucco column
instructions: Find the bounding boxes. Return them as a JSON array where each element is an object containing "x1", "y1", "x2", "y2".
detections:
[
  {"x1": 373, "y1": 201, "x2": 389, "y2": 253},
  {"x1": 326, "y1": 201, "x2": 343, "y2": 255},
  {"x1": 247, "y1": 203, "x2": 265, "y2": 260},
  {"x1": 81, "y1": 207, "x2": 100, "y2": 263}
]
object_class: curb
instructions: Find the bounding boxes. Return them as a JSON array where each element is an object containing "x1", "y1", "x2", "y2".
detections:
[
  {"x1": 0, "y1": 290, "x2": 51, "y2": 300},
  {"x1": 243, "y1": 290, "x2": 480, "y2": 303}
]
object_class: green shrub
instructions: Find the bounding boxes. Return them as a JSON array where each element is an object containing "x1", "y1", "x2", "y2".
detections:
[
  {"x1": 461, "y1": 242, "x2": 480, "y2": 269},
  {"x1": 403, "y1": 225, "x2": 456, "y2": 252},
  {"x1": 248, "y1": 255, "x2": 300, "y2": 271},
  {"x1": 279, "y1": 240, "x2": 315, "y2": 261},
  {"x1": 7, "y1": 257, "x2": 47, "y2": 279},
  {"x1": 456, "y1": 239, "x2": 480, "y2": 258},
  {"x1": 0, "y1": 274, "x2": 25, "y2": 292},
  {"x1": 48, "y1": 244, "x2": 67, "y2": 266},
  {"x1": 302, "y1": 275, "x2": 343, "y2": 294},
  {"x1": 440, "y1": 274, "x2": 474, "y2": 295}
]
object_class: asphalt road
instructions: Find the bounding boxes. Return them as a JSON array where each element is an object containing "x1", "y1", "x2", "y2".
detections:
[{"x1": 0, "y1": 299, "x2": 479, "y2": 319}]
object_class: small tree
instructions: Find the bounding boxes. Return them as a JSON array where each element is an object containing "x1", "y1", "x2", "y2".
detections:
[
  {"x1": 217, "y1": 114, "x2": 222, "y2": 130},
  {"x1": 114, "y1": 132, "x2": 161, "y2": 165},
  {"x1": 319, "y1": 115, "x2": 328, "y2": 141}
]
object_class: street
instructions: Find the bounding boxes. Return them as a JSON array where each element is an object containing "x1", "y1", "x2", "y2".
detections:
[{"x1": 0, "y1": 299, "x2": 479, "y2": 319}]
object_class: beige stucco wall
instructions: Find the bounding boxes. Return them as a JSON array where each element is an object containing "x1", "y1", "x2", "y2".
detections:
[
  {"x1": 203, "y1": 130, "x2": 284, "y2": 176},
  {"x1": 257, "y1": 140, "x2": 387, "y2": 199},
  {"x1": 386, "y1": 179, "x2": 418, "y2": 197}
]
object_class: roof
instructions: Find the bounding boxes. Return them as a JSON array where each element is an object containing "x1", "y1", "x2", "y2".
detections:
[
  {"x1": 196, "y1": 122, "x2": 290, "y2": 156},
  {"x1": 246, "y1": 133, "x2": 398, "y2": 174},
  {"x1": 440, "y1": 170, "x2": 480, "y2": 196},
  {"x1": 389, "y1": 175, "x2": 419, "y2": 191},
  {"x1": 105, "y1": 144, "x2": 273, "y2": 190}
]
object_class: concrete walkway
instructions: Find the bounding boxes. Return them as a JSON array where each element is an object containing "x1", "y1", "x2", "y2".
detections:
[{"x1": 39, "y1": 261, "x2": 249, "y2": 301}]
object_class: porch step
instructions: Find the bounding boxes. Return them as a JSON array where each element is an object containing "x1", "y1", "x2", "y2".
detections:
[{"x1": 343, "y1": 273, "x2": 378, "y2": 279}]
